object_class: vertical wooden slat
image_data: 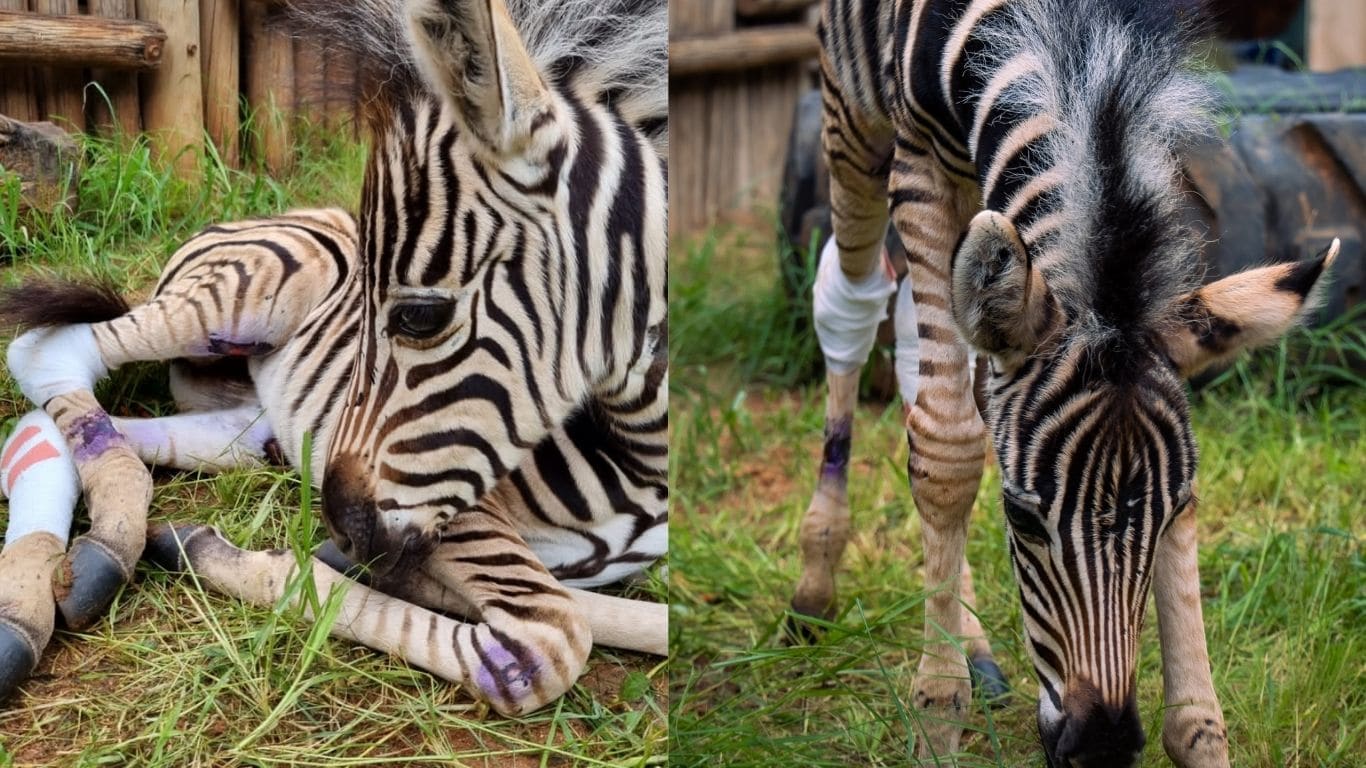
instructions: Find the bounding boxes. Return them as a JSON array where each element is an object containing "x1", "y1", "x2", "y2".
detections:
[
  {"x1": 323, "y1": 46, "x2": 356, "y2": 136},
  {"x1": 88, "y1": 0, "x2": 143, "y2": 135},
  {"x1": 1308, "y1": 0, "x2": 1366, "y2": 72},
  {"x1": 199, "y1": 0, "x2": 239, "y2": 165},
  {"x1": 31, "y1": 0, "x2": 87, "y2": 131},
  {"x1": 0, "y1": 0, "x2": 39, "y2": 122},
  {"x1": 242, "y1": 0, "x2": 293, "y2": 174},
  {"x1": 293, "y1": 35, "x2": 326, "y2": 135},
  {"x1": 137, "y1": 0, "x2": 204, "y2": 175},
  {"x1": 668, "y1": 0, "x2": 735, "y2": 233}
]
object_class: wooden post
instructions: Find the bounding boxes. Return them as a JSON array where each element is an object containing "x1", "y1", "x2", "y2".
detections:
[
  {"x1": 323, "y1": 45, "x2": 356, "y2": 136},
  {"x1": 88, "y1": 0, "x2": 146, "y2": 136},
  {"x1": 199, "y1": 0, "x2": 239, "y2": 165},
  {"x1": 293, "y1": 35, "x2": 326, "y2": 137},
  {"x1": 241, "y1": 0, "x2": 292, "y2": 174},
  {"x1": 1307, "y1": 0, "x2": 1366, "y2": 72},
  {"x1": 137, "y1": 0, "x2": 204, "y2": 176},
  {"x1": 29, "y1": 0, "x2": 86, "y2": 132},
  {"x1": 669, "y1": 0, "x2": 736, "y2": 234},
  {"x1": 0, "y1": 0, "x2": 38, "y2": 122}
]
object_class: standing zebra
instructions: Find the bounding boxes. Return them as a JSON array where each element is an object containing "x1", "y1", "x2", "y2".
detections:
[
  {"x1": 795, "y1": 0, "x2": 1337, "y2": 764},
  {"x1": 0, "y1": 0, "x2": 666, "y2": 717}
]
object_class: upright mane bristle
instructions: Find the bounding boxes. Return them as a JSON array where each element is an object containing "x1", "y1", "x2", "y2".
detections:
[{"x1": 277, "y1": 0, "x2": 667, "y2": 148}]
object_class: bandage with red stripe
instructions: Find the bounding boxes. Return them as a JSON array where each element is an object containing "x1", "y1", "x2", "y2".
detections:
[{"x1": 1, "y1": 410, "x2": 78, "y2": 548}]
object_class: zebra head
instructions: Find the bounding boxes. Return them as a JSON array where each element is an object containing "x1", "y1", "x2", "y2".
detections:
[
  {"x1": 953, "y1": 210, "x2": 1338, "y2": 763},
  {"x1": 316, "y1": 0, "x2": 667, "y2": 574}
]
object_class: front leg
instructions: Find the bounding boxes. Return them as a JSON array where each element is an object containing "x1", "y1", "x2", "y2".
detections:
[
  {"x1": 1155, "y1": 500, "x2": 1229, "y2": 767},
  {"x1": 891, "y1": 139, "x2": 982, "y2": 758},
  {"x1": 147, "y1": 515, "x2": 590, "y2": 716}
]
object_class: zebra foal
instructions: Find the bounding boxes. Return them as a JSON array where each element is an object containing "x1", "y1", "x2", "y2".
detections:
[
  {"x1": 795, "y1": 0, "x2": 1337, "y2": 764},
  {"x1": 0, "y1": 0, "x2": 667, "y2": 717}
]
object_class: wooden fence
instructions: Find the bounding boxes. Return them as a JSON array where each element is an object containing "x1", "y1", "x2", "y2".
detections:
[
  {"x1": 668, "y1": 0, "x2": 819, "y2": 235},
  {"x1": 0, "y1": 0, "x2": 361, "y2": 176}
]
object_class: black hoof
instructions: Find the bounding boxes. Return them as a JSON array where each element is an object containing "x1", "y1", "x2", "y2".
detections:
[
  {"x1": 54, "y1": 538, "x2": 129, "y2": 631},
  {"x1": 782, "y1": 601, "x2": 831, "y2": 646},
  {"x1": 969, "y1": 655, "x2": 1011, "y2": 707},
  {"x1": 314, "y1": 541, "x2": 370, "y2": 583},
  {"x1": 143, "y1": 523, "x2": 207, "y2": 573},
  {"x1": 0, "y1": 620, "x2": 38, "y2": 704}
]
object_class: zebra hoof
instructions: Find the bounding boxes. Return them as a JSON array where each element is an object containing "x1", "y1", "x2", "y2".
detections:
[
  {"x1": 0, "y1": 619, "x2": 38, "y2": 704},
  {"x1": 314, "y1": 540, "x2": 369, "y2": 582},
  {"x1": 143, "y1": 523, "x2": 208, "y2": 573},
  {"x1": 53, "y1": 538, "x2": 128, "y2": 631},
  {"x1": 782, "y1": 601, "x2": 831, "y2": 646},
  {"x1": 969, "y1": 655, "x2": 1011, "y2": 707}
]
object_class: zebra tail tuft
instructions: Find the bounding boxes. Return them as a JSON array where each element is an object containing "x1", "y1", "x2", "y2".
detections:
[{"x1": 0, "y1": 277, "x2": 130, "y2": 335}]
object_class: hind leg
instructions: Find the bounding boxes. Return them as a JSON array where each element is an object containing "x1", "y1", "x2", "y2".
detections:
[{"x1": 789, "y1": 62, "x2": 896, "y2": 632}]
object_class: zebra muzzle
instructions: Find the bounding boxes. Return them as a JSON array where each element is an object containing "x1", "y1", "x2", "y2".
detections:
[{"x1": 321, "y1": 454, "x2": 431, "y2": 580}]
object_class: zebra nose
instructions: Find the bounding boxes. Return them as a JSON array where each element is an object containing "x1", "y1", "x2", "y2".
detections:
[
  {"x1": 1049, "y1": 694, "x2": 1145, "y2": 768},
  {"x1": 322, "y1": 454, "x2": 378, "y2": 563}
]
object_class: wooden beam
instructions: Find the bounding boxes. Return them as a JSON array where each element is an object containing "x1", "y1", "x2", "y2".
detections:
[
  {"x1": 669, "y1": 24, "x2": 818, "y2": 77},
  {"x1": 242, "y1": 0, "x2": 293, "y2": 174},
  {"x1": 735, "y1": 0, "x2": 817, "y2": 19},
  {"x1": 0, "y1": 10, "x2": 165, "y2": 70}
]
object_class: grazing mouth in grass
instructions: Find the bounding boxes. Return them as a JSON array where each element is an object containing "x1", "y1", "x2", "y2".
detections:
[{"x1": 667, "y1": 226, "x2": 1366, "y2": 767}]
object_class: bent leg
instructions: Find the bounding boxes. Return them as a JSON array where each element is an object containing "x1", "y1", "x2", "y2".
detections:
[
  {"x1": 315, "y1": 540, "x2": 666, "y2": 656},
  {"x1": 1155, "y1": 501, "x2": 1229, "y2": 768}
]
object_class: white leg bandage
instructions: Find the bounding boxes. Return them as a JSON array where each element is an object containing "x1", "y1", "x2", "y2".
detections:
[
  {"x1": 6, "y1": 325, "x2": 108, "y2": 407},
  {"x1": 1, "y1": 410, "x2": 79, "y2": 548},
  {"x1": 812, "y1": 235, "x2": 897, "y2": 375},
  {"x1": 893, "y1": 274, "x2": 921, "y2": 407}
]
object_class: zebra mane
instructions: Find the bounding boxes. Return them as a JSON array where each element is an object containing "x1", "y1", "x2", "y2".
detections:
[
  {"x1": 280, "y1": 0, "x2": 667, "y2": 149},
  {"x1": 971, "y1": 0, "x2": 1211, "y2": 356}
]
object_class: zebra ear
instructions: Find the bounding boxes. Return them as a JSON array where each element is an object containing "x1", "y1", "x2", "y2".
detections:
[
  {"x1": 952, "y1": 210, "x2": 1053, "y2": 368},
  {"x1": 406, "y1": 0, "x2": 554, "y2": 153},
  {"x1": 1161, "y1": 239, "x2": 1339, "y2": 378}
]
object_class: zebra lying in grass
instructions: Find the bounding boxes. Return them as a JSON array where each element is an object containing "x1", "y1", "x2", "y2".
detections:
[{"x1": 0, "y1": 0, "x2": 667, "y2": 717}]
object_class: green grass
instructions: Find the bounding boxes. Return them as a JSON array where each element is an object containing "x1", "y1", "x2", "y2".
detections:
[
  {"x1": 0, "y1": 130, "x2": 666, "y2": 766},
  {"x1": 668, "y1": 228, "x2": 1366, "y2": 766}
]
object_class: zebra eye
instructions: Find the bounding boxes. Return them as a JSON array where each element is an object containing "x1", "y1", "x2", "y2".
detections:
[
  {"x1": 1002, "y1": 487, "x2": 1049, "y2": 544},
  {"x1": 390, "y1": 301, "x2": 456, "y2": 340}
]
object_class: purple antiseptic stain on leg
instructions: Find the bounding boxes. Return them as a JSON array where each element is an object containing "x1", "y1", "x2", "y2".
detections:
[
  {"x1": 474, "y1": 634, "x2": 540, "y2": 705},
  {"x1": 819, "y1": 416, "x2": 853, "y2": 489},
  {"x1": 64, "y1": 409, "x2": 128, "y2": 464}
]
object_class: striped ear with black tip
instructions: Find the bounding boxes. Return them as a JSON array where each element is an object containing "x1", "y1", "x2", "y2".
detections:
[
  {"x1": 1162, "y1": 239, "x2": 1340, "y2": 378},
  {"x1": 405, "y1": 0, "x2": 556, "y2": 154},
  {"x1": 951, "y1": 210, "x2": 1055, "y2": 370}
]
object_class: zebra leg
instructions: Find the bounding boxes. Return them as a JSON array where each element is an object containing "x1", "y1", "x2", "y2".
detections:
[
  {"x1": 112, "y1": 406, "x2": 276, "y2": 472},
  {"x1": 889, "y1": 140, "x2": 983, "y2": 756},
  {"x1": 1154, "y1": 500, "x2": 1229, "y2": 767},
  {"x1": 7, "y1": 325, "x2": 153, "y2": 630},
  {"x1": 144, "y1": 523, "x2": 556, "y2": 716},
  {"x1": 0, "y1": 410, "x2": 78, "y2": 702},
  {"x1": 790, "y1": 61, "x2": 895, "y2": 634},
  {"x1": 314, "y1": 541, "x2": 667, "y2": 656}
]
